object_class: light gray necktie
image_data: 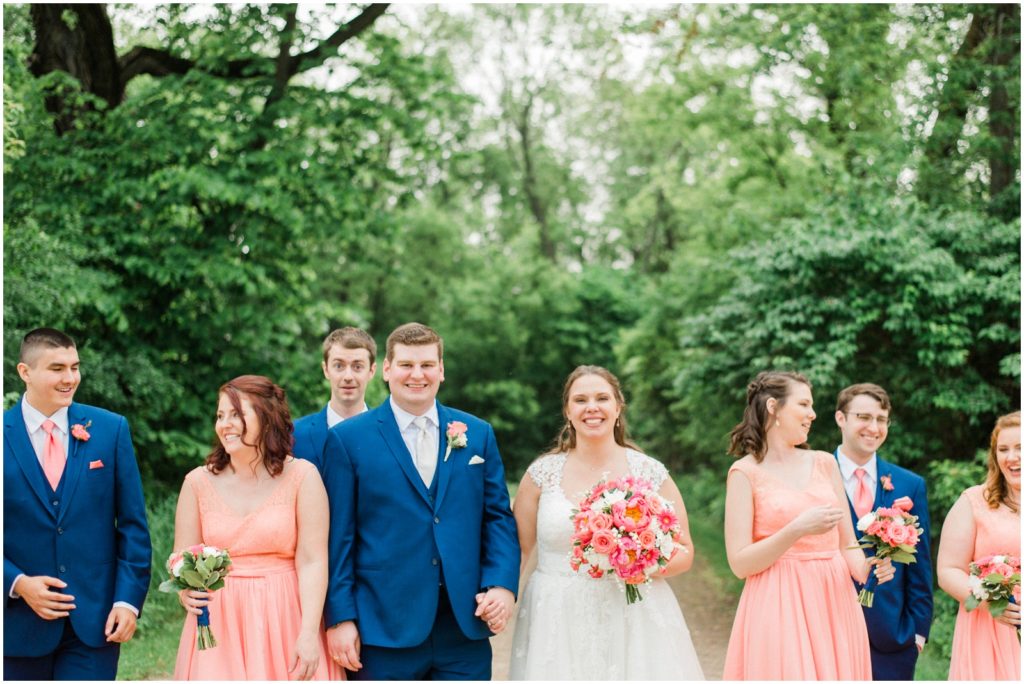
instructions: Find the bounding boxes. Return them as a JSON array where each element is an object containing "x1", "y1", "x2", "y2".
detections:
[{"x1": 413, "y1": 415, "x2": 436, "y2": 486}]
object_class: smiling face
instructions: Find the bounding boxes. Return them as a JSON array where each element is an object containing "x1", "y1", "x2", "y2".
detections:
[
  {"x1": 18, "y1": 345, "x2": 81, "y2": 416},
  {"x1": 322, "y1": 344, "x2": 376, "y2": 413},
  {"x1": 382, "y1": 343, "x2": 444, "y2": 415},
  {"x1": 769, "y1": 381, "x2": 815, "y2": 446},
  {"x1": 215, "y1": 392, "x2": 261, "y2": 459},
  {"x1": 565, "y1": 373, "x2": 622, "y2": 443},
  {"x1": 836, "y1": 393, "x2": 890, "y2": 462},
  {"x1": 995, "y1": 425, "x2": 1021, "y2": 492}
]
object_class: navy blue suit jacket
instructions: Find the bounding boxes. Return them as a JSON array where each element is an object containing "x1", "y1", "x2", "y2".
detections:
[
  {"x1": 836, "y1": 450, "x2": 933, "y2": 655},
  {"x1": 4, "y1": 400, "x2": 152, "y2": 657},
  {"x1": 321, "y1": 400, "x2": 520, "y2": 648},
  {"x1": 293, "y1": 407, "x2": 329, "y2": 473}
]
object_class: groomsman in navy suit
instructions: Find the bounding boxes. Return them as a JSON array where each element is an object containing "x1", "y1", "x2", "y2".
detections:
[
  {"x1": 833, "y1": 383, "x2": 932, "y2": 680},
  {"x1": 293, "y1": 327, "x2": 377, "y2": 473},
  {"x1": 321, "y1": 322, "x2": 520, "y2": 680},
  {"x1": 4, "y1": 328, "x2": 151, "y2": 679}
]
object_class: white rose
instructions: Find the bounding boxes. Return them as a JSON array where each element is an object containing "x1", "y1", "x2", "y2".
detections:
[
  {"x1": 202, "y1": 545, "x2": 220, "y2": 558},
  {"x1": 602, "y1": 490, "x2": 627, "y2": 506},
  {"x1": 967, "y1": 575, "x2": 986, "y2": 600},
  {"x1": 992, "y1": 555, "x2": 1006, "y2": 564},
  {"x1": 856, "y1": 512, "x2": 876, "y2": 532},
  {"x1": 171, "y1": 558, "x2": 186, "y2": 578}
]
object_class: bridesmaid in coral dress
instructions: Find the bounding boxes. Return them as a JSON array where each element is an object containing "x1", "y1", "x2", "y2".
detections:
[
  {"x1": 938, "y1": 411, "x2": 1021, "y2": 681},
  {"x1": 722, "y1": 371, "x2": 894, "y2": 680},
  {"x1": 172, "y1": 375, "x2": 340, "y2": 680}
]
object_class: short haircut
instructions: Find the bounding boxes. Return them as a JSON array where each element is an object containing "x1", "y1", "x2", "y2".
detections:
[
  {"x1": 322, "y1": 327, "x2": 377, "y2": 366},
  {"x1": 19, "y1": 327, "x2": 77, "y2": 365},
  {"x1": 385, "y1": 322, "x2": 443, "y2": 363},
  {"x1": 836, "y1": 383, "x2": 892, "y2": 413}
]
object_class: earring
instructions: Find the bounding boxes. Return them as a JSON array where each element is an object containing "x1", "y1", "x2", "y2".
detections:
[{"x1": 775, "y1": 419, "x2": 780, "y2": 427}]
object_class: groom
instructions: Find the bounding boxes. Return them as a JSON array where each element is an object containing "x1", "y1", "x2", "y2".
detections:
[
  {"x1": 833, "y1": 383, "x2": 932, "y2": 680},
  {"x1": 4, "y1": 328, "x2": 151, "y2": 679},
  {"x1": 321, "y1": 322, "x2": 520, "y2": 680}
]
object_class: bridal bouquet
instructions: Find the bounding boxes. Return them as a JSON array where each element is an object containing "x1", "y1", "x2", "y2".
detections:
[
  {"x1": 569, "y1": 475, "x2": 683, "y2": 604},
  {"x1": 851, "y1": 496, "x2": 923, "y2": 607},
  {"x1": 159, "y1": 545, "x2": 232, "y2": 650},
  {"x1": 966, "y1": 554, "x2": 1021, "y2": 640}
]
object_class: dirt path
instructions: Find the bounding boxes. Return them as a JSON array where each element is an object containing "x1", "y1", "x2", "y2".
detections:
[{"x1": 490, "y1": 552, "x2": 736, "y2": 680}]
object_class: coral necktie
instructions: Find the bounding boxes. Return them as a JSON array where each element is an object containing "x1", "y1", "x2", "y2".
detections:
[
  {"x1": 853, "y1": 467, "x2": 874, "y2": 519},
  {"x1": 41, "y1": 419, "x2": 66, "y2": 490}
]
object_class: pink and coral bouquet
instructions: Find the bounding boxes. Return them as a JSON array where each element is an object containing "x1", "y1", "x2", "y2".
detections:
[
  {"x1": 851, "y1": 496, "x2": 924, "y2": 607},
  {"x1": 159, "y1": 544, "x2": 232, "y2": 650},
  {"x1": 569, "y1": 475, "x2": 683, "y2": 604},
  {"x1": 966, "y1": 553, "x2": 1021, "y2": 639}
]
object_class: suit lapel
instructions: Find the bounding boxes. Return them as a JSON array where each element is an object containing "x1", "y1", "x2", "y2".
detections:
[
  {"x1": 57, "y1": 403, "x2": 89, "y2": 523},
  {"x1": 376, "y1": 402, "x2": 432, "y2": 506},
  {"x1": 434, "y1": 403, "x2": 453, "y2": 511},
  {"x1": 313, "y1": 407, "x2": 329, "y2": 456},
  {"x1": 875, "y1": 457, "x2": 893, "y2": 509},
  {"x1": 4, "y1": 403, "x2": 56, "y2": 516}
]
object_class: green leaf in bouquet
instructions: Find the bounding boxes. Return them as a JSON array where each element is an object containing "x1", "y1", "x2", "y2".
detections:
[
  {"x1": 897, "y1": 544, "x2": 918, "y2": 555},
  {"x1": 984, "y1": 572, "x2": 1007, "y2": 584},
  {"x1": 158, "y1": 578, "x2": 183, "y2": 593},
  {"x1": 890, "y1": 550, "x2": 917, "y2": 564},
  {"x1": 965, "y1": 594, "x2": 980, "y2": 611},
  {"x1": 987, "y1": 597, "x2": 1009, "y2": 618},
  {"x1": 181, "y1": 568, "x2": 204, "y2": 587},
  {"x1": 208, "y1": 578, "x2": 226, "y2": 591}
]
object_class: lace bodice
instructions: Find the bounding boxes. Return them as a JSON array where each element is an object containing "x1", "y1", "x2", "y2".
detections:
[
  {"x1": 728, "y1": 451, "x2": 843, "y2": 556},
  {"x1": 185, "y1": 459, "x2": 315, "y2": 572},
  {"x1": 526, "y1": 450, "x2": 670, "y2": 576}
]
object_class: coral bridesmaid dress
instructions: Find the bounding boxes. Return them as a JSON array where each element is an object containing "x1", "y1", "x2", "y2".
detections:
[
  {"x1": 948, "y1": 485, "x2": 1021, "y2": 680},
  {"x1": 723, "y1": 451, "x2": 872, "y2": 680},
  {"x1": 173, "y1": 459, "x2": 341, "y2": 680}
]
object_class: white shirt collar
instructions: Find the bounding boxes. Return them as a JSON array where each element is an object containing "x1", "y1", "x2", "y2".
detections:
[
  {"x1": 21, "y1": 396, "x2": 69, "y2": 435},
  {"x1": 389, "y1": 396, "x2": 438, "y2": 433},
  {"x1": 325, "y1": 403, "x2": 368, "y2": 429},
  {"x1": 836, "y1": 447, "x2": 877, "y2": 483}
]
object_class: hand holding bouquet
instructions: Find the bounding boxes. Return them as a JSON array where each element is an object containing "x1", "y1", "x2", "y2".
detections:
[
  {"x1": 159, "y1": 544, "x2": 232, "y2": 650},
  {"x1": 569, "y1": 475, "x2": 684, "y2": 604},
  {"x1": 966, "y1": 554, "x2": 1021, "y2": 639},
  {"x1": 851, "y1": 496, "x2": 923, "y2": 607}
]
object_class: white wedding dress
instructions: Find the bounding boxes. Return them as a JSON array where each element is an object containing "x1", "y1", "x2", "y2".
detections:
[{"x1": 509, "y1": 450, "x2": 705, "y2": 680}]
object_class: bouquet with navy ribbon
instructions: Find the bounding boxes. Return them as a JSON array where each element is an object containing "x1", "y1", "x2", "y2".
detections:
[
  {"x1": 159, "y1": 545, "x2": 232, "y2": 650},
  {"x1": 850, "y1": 496, "x2": 923, "y2": 607}
]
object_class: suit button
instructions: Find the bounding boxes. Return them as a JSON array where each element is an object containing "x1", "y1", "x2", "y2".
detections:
[
  {"x1": 434, "y1": 517, "x2": 440, "y2": 524},
  {"x1": 58, "y1": 565, "x2": 66, "y2": 573},
  {"x1": 57, "y1": 527, "x2": 63, "y2": 535},
  {"x1": 52, "y1": 500, "x2": 59, "y2": 506},
  {"x1": 432, "y1": 558, "x2": 439, "y2": 566}
]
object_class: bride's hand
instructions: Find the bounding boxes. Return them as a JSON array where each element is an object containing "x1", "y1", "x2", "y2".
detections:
[
  {"x1": 288, "y1": 630, "x2": 321, "y2": 681},
  {"x1": 178, "y1": 588, "x2": 211, "y2": 616}
]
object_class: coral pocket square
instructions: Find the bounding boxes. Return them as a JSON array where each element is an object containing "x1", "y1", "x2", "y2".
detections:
[
  {"x1": 89, "y1": 460, "x2": 104, "y2": 470},
  {"x1": 468, "y1": 455, "x2": 485, "y2": 465}
]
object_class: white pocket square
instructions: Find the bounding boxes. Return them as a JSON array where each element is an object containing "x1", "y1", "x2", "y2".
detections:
[{"x1": 468, "y1": 455, "x2": 485, "y2": 465}]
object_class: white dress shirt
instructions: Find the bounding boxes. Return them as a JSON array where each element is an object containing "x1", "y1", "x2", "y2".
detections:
[
  {"x1": 326, "y1": 402, "x2": 368, "y2": 429},
  {"x1": 389, "y1": 396, "x2": 439, "y2": 463}
]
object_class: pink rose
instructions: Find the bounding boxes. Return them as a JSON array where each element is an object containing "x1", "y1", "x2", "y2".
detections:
[
  {"x1": 589, "y1": 513, "x2": 613, "y2": 533},
  {"x1": 587, "y1": 565, "x2": 604, "y2": 579},
  {"x1": 880, "y1": 475, "x2": 894, "y2": 491},
  {"x1": 71, "y1": 423, "x2": 91, "y2": 441},
  {"x1": 867, "y1": 520, "x2": 885, "y2": 537},
  {"x1": 887, "y1": 523, "x2": 910, "y2": 546},
  {"x1": 992, "y1": 562, "x2": 1015, "y2": 580},
  {"x1": 892, "y1": 496, "x2": 914, "y2": 512},
  {"x1": 188, "y1": 543, "x2": 205, "y2": 556},
  {"x1": 647, "y1": 495, "x2": 664, "y2": 515},
  {"x1": 591, "y1": 530, "x2": 617, "y2": 555},
  {"x1": 905, "y1": 526, "x2": 920, "y2": 546},
  {"x1": 446, "y1": 421, "x2": 468, "y2": 437},
  {"x1": 637, "y1": 529, "x2": 658, "y2": 549}
]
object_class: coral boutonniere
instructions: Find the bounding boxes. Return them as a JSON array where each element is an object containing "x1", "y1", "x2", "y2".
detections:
[
  {"x1": 880, "y1": 474, "x2": 894, "y2": 492},
  {"x1": 71, "y1": 420, "x2": 92, "y2": 442},
  {"x1": 443, "y1": 421, "x2": 468, "y2": 462}
]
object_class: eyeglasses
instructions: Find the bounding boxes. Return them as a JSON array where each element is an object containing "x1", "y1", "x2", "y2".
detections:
[{"x1": 844, "y1": 412, "x2": 892, "y2": 427}]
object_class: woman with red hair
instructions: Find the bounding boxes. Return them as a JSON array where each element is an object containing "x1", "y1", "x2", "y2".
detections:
[
  {"x1": 171, "y1": 375, "x2": 339, "y2": 680},
  {"x1": 938, "y1": 411, "x2": 1021, "y2": 680}
]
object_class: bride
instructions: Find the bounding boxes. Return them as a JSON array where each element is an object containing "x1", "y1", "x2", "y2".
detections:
[{"x1": 509, "y1": 365, "x2": 705, "y2": 680}]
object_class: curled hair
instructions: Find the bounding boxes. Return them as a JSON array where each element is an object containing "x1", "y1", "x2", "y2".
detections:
[
  {"x1": 206, "y1": 375, "x2": 293, "y2": 476},
  {"x1": 551, "y1": 365, "x2": 641, "y2": 454},
  {"x1": 385, "y1": 322, "x2": 443, "y2": 362},
  {"x1": 983, "y1": 411, "x2": 1020, "y2": 513},
  {"x1": 728, "y1": 371, "x2": 811, "y2": 462}
]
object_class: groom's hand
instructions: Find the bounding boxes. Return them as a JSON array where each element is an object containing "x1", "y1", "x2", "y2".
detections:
[
  {"x1": 475, "y1": 587, "x2": 514, "y2": 634},
  {"x1": 327, "y1": 621, "x2": 362, "y2": 672},
  {"x1": 14, "y1": 575, "x2": 75, "y2": 620}
]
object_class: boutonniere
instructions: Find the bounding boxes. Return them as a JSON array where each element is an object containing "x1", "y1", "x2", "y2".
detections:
[
  {"x1": 880, "y1": 474, "x2": 894, "y2": 492},
  {"x1": 443, "y1": 421, "x2": 468, "y2": 462},
  {"x1": 71, "y1": 420, "x2": 92, "y2": 442}
]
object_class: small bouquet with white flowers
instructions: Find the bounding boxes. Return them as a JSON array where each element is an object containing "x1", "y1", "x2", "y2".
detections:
[{"x1": 159, "y1": 544, "x2": 232, "y2": 650}]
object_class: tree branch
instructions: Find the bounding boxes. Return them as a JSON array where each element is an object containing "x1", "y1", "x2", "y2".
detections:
[{"x1": 289, "y1": 3, "x2": 391, "y2": 73}]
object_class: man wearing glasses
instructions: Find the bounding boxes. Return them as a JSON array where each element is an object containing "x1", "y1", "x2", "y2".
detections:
[{"x1": 834, "y1": 383, "x2": 933, "y2": 680}]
